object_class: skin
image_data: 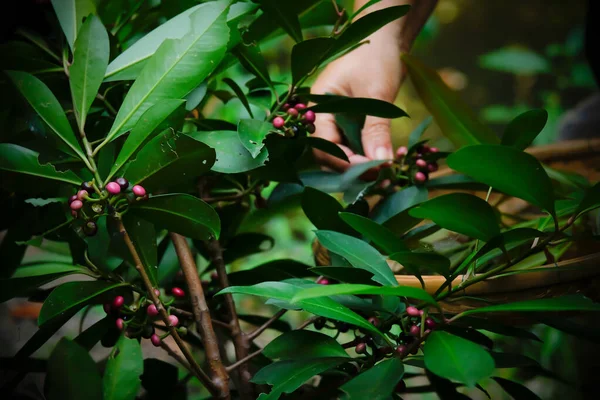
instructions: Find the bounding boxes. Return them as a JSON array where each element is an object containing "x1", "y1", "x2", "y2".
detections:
[{"x1": 312, "y1": 0, "x2": 438, "y2": 171}]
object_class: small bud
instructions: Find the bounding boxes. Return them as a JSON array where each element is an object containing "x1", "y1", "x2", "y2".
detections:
[
  {"x1": 396, "y1": 146, "x2": 408, "y2": 158},
  {"x1": 103, "y1": 303, "x2": 112, "y2": 314},
  {"x1": 71, "y1": 210, "x2": 78, "y2": 218},
  {"x1": 317, "y1": 278, "x2": 329, "y2": 285},
  {"x1": 415, "y1": 159, "x2": 427, "y2": 168},
  {"x1": 295, "y1": 103, "x2": 307, "y2": 110},
  {"x1": 106, "y1": 182, "x2": 121, "y2": 195},
  {"x1": 70, "y1": 200, "x2": 83, "y2": 210},
  {"x1": 116, "y1": 318, "x2": 124, "y2": 331},
  {"x1": 368, "y1": 317, "x2": 381, "y2": 328},
  {"x1": 425, "y1": 317, "x2": 436, "y2": 330},
  {"x1": 171, "y1": 287, "x2": 185, "y2": 298},
  {"x1": 427, "y1": 162, "x2": 438, "y2": 172},
  {"x1": 395, "y1": 345, "x2": 408, "y2": 357},
  {"x1": 409, "y1": 325, "x2": 420, "y2": 337},
  {"x1": 147, "y1": 304, "x2": 159, "y2": 317},
  {"x1": 406, "y1": 306, "x2": 420, "y2": 317},
  {"x1": 355, "y1": 342, "x2": 367, "y2": 354},
  {"x1": 154, "y1": 289, "x2": 160, "y2": 297},
  {"x1": 115, "y1": 177, "x2": 129, "y2": 190},
  {"x1": 178, "y1": 326, "x2": 188, "y2": 336},
  {"x1": 112, "y1": 295, "x2": 125, "y2": 309},
  {"x1": 273, "y1": 116, "x2": 285, "y2": 129},
  {"x1": 414, "y1": 171, "x2": 427, "y2": 184},
  {"x1": 150, "y1": 334, "x2": 161, "y2": 347},
  {"x1": 303, "y1": 110, "x2": 315, "y2": 124},
  {"x1": 84, "y1": 221, "x2": 98, "y2": 236},
  {"x1": 419, "y1": 309, "x2": 424, "y2": 317},
  {"x1": 168, "y1": 314, "x2": 179, "y2": 327},
  {"x1": 287, "y1": 107, "x2": 299, "y2": 117},
  {"x1": 305, "y1": 123, "x2": 316, "y2": 134},
  {"x1": 77, "y1": 190, "x2": 88, "y2": 200},
  {"x1": 132, "y1": 185, "x2": 146, "y2": 197}
]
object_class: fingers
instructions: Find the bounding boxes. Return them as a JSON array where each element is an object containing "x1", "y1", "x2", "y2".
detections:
[{"x1": 361, "y1": 115, "x2": 394, "y2": 161}]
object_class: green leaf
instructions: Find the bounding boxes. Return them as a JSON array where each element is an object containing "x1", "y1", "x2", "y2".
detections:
[
  {"x1": 291, "y1": 37, "x2": 335, "y2": 85},
  {"x1": 409, "y1": 193, "x2": 500, "y2": 241},
  {"x1": 75, "y1": 317, "x2": 113, "y2": 351},
  {"x1": 103, "y1": 336, "x2": 143, "y2": 400},
  {"x1": 402, "y1": 54, "x2": 499, "y2": 147},
  {"x1": 306, "y1": 94, "x2": 408, "y2": 118},
  {"x1": 304, "y1": 137, "x2": 349, "y2": 162},
  {"x1": 351, "y1": 0, "x2": 383, "y2": 19},
  {"x1": 447, "y1": 145, "x2": 556, "y2": 217},
  {"x1": 302, "y1": 188, "x2": 351, "y2": 233},
  {"x1": 490, "y1": 352, "x2": 539, "y2": 369},
  {"x1": 263, "y1": 330, "x2": 349, "y2": 360},
  {"x1": 130, "y1": 193, "x2": 220, "y2": 240},
  {"x1": 238, "y1": 119, "x2": 272, "y2": 158},
  {"x1": 459, "y1": 295, "x2": 600, "y2": 317},
  {"x1": 408, "y1": 116, "x2": 433, "y2": 149},
  {"x1": 233, "y1": 43, "x2": 272, "y2": 87},
  {"x1": 122, "y1": 214, "x2": 158, "y2": 287},
  {"x1": 471, "y1": 228, "x2": 543, "y2": 265},
  {"x1": 257, "y1": 0, "x2": 303, "y2": 43},
  {"x1": 50, "y1": 0, "x2": 96, "y2": 51},
  {"x1": 315, "y1": 230, "x2": 398, "y2": 286},
  {"x1": 238, "y1": 314, "x2": 291, "y2": 333},
  {"x1": 309, "y1": 266, "x2": 375, "y2": 284},
  {"x1": 105, "y1": 0, "x2": 231, "y2": 142},
  {"x1": 44, "y1": 338, "x2": 102, "y2": 400},
  {"x1": 493, "y1": 377, "x2": 542, "y2": 400},
  {"x1": 223, "y1": 78, "x2": 254, "y2": 118},
  {"x1": 39, "y1": 281, "x2": 128, "y2": 326},
  {"x1": 423, "y1": 331, "x2": 495, "y2": 387},
  {"x1": 69, "y1": 14, "x2": 109, "y2": 131},
  {"x1": 501, "y1": 109, "x2": 548, "y2": 150},
  {"x1": 290, "y1": 283, "x2": 437, "y2": 305},
  {"x1": 375, "y1": 186, "x2": 428, "y2": 235},
  {"x1": 340, "y1": 357, "x2": 404, "y2": 400},
  {"x1": 188, "y1": 130, "x2": 268, "y2": 173},
  {"x1": 253, "y1": 358, "x2": 345, "y2": 400},
  {"x1": 108, "y1": 99, "x2": 186, "y2": 182},
  {"x1": 228, "y1": 259, "x2": 313, "y2": 286},
  {"x1": 389, "y1": 251, "x2": 450, "y2": 277},
  {"x1": 479, "y1": 47, "x2": 550, "y2": 75},
  {"x1": 339, "y1": 212, "x2": 407, "y2": 253},
  {"x1": 5, "y1": 71, "x2": 85, "y2": 160},
  {"x1": 575, "y1": 182, "x2": 600, "y2": 216},
  {"x1": 0, "y1": 144, "x2": 81, "y2": 185}
]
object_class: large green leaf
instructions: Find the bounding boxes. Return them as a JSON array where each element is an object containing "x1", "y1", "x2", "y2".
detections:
[
  {"x1": 50, "y1": 0, "x2": 96, "y2": 51},
  {"x1": 257, "y1": 0, "x2": 303, "y2": 43},
  {"x1": 302, "y1": 188, "x2": 352, "y2": 234},
  {"x1": 122, "y1": 214, "x2": 158, "y2": 287},
  {"x1": 408, "y1": 116, "x2": 433, "y2": 149},
  {"x1": 75, "y1": 317, "x2": 113, "y2": 351},
  {"x1": 108, "y1": 99, "x2": 185, "y2": 181},
  {"x1": 0, "y1": 144, "x2": 81, "y2": 185},
  {"x1": 187, "y1": 130, "x2": 269, "y2": 173},
  {"x1": 315, "y1": 230, "x2": 398, "y2": 286},
  {"x1": 238, "y1": 119, "x2": 272, "y2": 158},
  {"x1": 290, "y1": 283, "x2": 437, "y2": 305},
  {"x1": 123, "y1": 131, "x2": 215, "y2": 191},
  {"x1": 263, "y1": 331, "x2": 349, "y2": 360},
  {"x1": 224, "y1": 78, "x2": 254, "y2": 118},
  {"x1": 501, "y1": 109, "x2": 548, "y2": 150},
  {"x1": 423, "y1": 331, "x2": 495, "y2": 387},
  {"x1": 409, "y1": 193, "x2": 500, "y2": 241},
  {"x1": 130, "y1": 193, "x2": 220, "y2": 240},
  {"x1": 253, "y1": 358, "x2": 346, "y2": 400},
  {"x1": 44, "y1": 338, "x2": 102, "y2": 400},
  {"x1": 402, "y1": 54, "x2": 499, "y2": 147},
  {"x1": 575, "y1": 182, "x2": 600, "y2": 216},
  {"x1": 103, "y1": 336, "x2": 143, "y2": 400},
  {"x1": 447, "y1": 144, "x2": 556, "y2": 217},
  {"x1": 373, "y1": 185, "x2": 428, "y2": 225},
  {"x1": 340, "y1": 357, "x2": 404, "y2": 400},
  {"x1": 228, "y1": 259, "x2": 313, "y2": 286},
  {"x1": 233, "y1": 43, "x2": 272, "y2": 87},
  {"x1": 306, "y1": 94, "x2": 408, "y2": 118},
  {"x1": 291, "y1": 37, "x2": 335, "y2": 85},
  {"x1": 493, "y1": 377, "x2": 542, "y2": 400},
  {"x1": 389, "y1": 251, "x2": 450, "y2": 277},
  {"x1": 309, "y1": 266, "x2": 375, "y2": 284},
  {"x1": 69, "y1": 14, "x2": 109, "y2": 130},
  {"x1": 104, "y1": 0, "x2": 231, "y2": 142},
  {"x1": 460, "y1": 295, "x2": 600, "y2": 317},
  {"x1": 339, "y1": 212, "x2": 407, "y2": 253},
  {"x1": 6, "y1": 71, "x2": 84, "y2": 160}
]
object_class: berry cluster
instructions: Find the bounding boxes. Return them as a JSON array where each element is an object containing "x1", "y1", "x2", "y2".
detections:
[
  {"x1": 68, "y1": 178, "x2": 148, "y2": 236},
  {"x1": 394, "y1": 143, "x2": 440, "y2": 186},
  {"x1": 102, "y1": 287, "x2": 187, "y2": 347},
  {"x1": 272, "y1": 97, "x2": 316, "y2": 137}
]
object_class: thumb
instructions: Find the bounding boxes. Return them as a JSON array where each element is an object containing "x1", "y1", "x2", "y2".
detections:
[{"x1": 361, "y1": 116, "x2": 394, "y2": 161}]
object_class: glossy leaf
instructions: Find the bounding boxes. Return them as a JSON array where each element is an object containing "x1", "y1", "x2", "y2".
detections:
[
  {"x1": 105, "y1": 0, "x2": 231, "y2": 142},
  {"x1": 69, "y1": 14, "x2": 109, "y2": 130},
  {"x1": 408, "y1": 116, "x2": 433, "y2": 149},
  {"x1": 122, "y1": 214, "x2": 158, "y2": 287},
  {"x1": 188, "y1": 130, "x2": 268, "y2": 173},
  {"x1": 304, "y1": 137, "x2": 349, "y2": 162},
  {"x1": 389, "y1": 251, "x2": 450, "y2": 277},
  {"x1": 238, "y1": 119, "x2": 272, "y2": 158},
  {"x1": 234, "y1": 43, "x2": 272, "y2": 88},
  {"x1": 374, "y1": 186, "x2": 428, "y2": 223},
  {"x1": 340, "y1": 357, "x2": 404, "y2": 400},
  {"x1": 460, "y1": 295, "x2": 600, "y2": 317},
  {"x1": 0, "y1": 144, "x2": 81, "y2": 185},
  {"x1": 130, "y1": 193, "x2": 220, "y2": 240},
  {"x1": 455, "y1": 317, "x2": 541, "y2": 342},
  {"x1": 6, "y1": 71, "x2": 84, "y2": 160},
  {"x1": 493, "y1": 377, "x2": 541, "y2": 400},
  {"x1": 309, "y1": 267, "x2": 375, "y2": 285},
  {"x1": 39, "y1": 281, "x2": 128, "y2": 326},
  {"x1": 447, "y1": 144, "x2": 556, "y2": 217},
  {"x1": 257, "y1": 0, "x2": 303, "y2": 43},
  {"x1": 228, "y1": 259, "x2": 313, "y2": 286},
  {"x1": 123, "y1": 131, "x2": 215, "y2": 191},
  {"x1": 351, "y1": 0, "x2": 383, "y2": 19},
  {"x1": 575, "y1": 182, "x2": 600, "y2": 216},
  {"x1": 409, "y1": 193, "x2": 500, "y2": 241},
  {"x1": 307, "y1": 94, "x2": 408, "y2": 118},
  {"x1": 291, "y1": 37, "x2": 335, "y2": 84},
  {"x1": 402, "y1": 54, "x2": 499, "y2": 147},
  {"x1": 315, "y1": 230, "x2": 397, "y2": 286},
  {"x1": 501, "y1": 109, "x2": 548, "y2": 150},
  {"x1": 75, "y1": 317, "x2": 113, "y2": 351},
  {"x1": 238, "y1": 314, "x2": 291, "y2": 333},
  {"x1": 50, "y1": 0, "x2": 96, "y2": 51},
  {"x1": 302, "y1": 188, "x2": 351, "y2": 233},
  {"x1": 103, "y1": 336, "x2": 143, "y2": 400},
  {"x1": 471, "y1": 228, "x2": 543, "y2": 264},
  {"x1": 223, "y1": 78, "x2": 254, "y2": 118},
  {"x1": 109, "y1": 99, "x2": 185, "y2": 182},
  {"x1": 44, "y1": 338, "x2": 102, "y2": 400},
  {"x1": 263, "y1": 331, "x2": 349, "y2": 360},
  {"x1": 339, "y1": 212, "x2": 407, "y2": 253},
  {"x1": 424, "y1": 331, "x2": 495, "y2": 387},
  {"x1": 290, "y1": 283, "x2": 437, "y2": 305}
]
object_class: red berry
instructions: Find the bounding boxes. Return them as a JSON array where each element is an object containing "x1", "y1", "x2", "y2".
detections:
[
  {"x1": 132, "y1": 185, "x2": 146, "y2": 197},
  {"x1": 355, "y1": 342, "x2": 367, "y2": 354},
  {"x1": 305, "y1": 123, "x2": 316, "y2": 134},
  {"x1": 295, "y1": 103, "x2": 307, "y2": 110},
  {"x1": 429, "y1": 147, "x2": 439, "y2": 153},
  {"x1": 415, "y1": 159, "x2": 427, "y2": 168},
  {"x1": 406, "y1": 306, "x2": 420, "y2": 317},
  {"x1": 211, "y1": 272, "x2": 219, "y2": 280},
  {"x1": 116, "y1": 318, "x2": 124, "y2": 331},
  {"x1": 282, "y1": 103, "x2": 291, "y2": 111},
  {"x1": 303, "y1": 110, "x2": 316, "y2": 123},
  {"x1": 103, "y1": 303, "x2": 112, "y2": 314},
  {"x1": 287, "y1": 108, "x2": 299, "y2": 117},
  {"x1": 168, "y1": 315, "x2": 179, "y2": 327},
  {"x1": 112, "y1": 295, "x2": 125, "y2": 308},
  {"x1": 317, "y1": 278, "x2": 329, "y2": 285},
  {"x1": 68, "y1": 195, "x2": 78, "y2": 205},
  {"x1": 273, "y1": 116, "x2": 285, "y2": 129},
  {"x1": 396, "y1": 146, "x2": 408, "y2": 158},
  {"x1": 115, "y1": 177, "x2": 129, "y2": 190},
  {"x1": 368, "y1": 317, "x2": 381, "y2": 327},
  {"x1": 106, "y1": 182, "x2": 121, "y2": 194},
  {"x1": 425, "y1": 317, "x2": 436, "y2": 330},
  {"x1": 427, "y1": 162, "x2": 438, "y2": 172},
  {"x1": 414, "y1": 172, "x2": 427, "y2": 183},
  {"x1": 395, "y1": 345, "x2": 408, "y2": 357},
  {"x1": 147, "y1": 304, "x2": 159, "y2": 317},
  {"x1": 150, "y1": 334, "x2": 161, "y2": 347},
  {"x1": 421, "y1": 145, "x2": 431, "y2": 153},
  {"x1": 171, "y1": 287, "x2": 185, "y2": 298},
  {"x1": 409, "y1": 325, "x2": 420, "y2": 336},
  {"x1": 77, "y1": 190, "x2": 88, "y2": 200},
  {"x1": 70, "y1": 200, "x2": 83, "y2": 210}
]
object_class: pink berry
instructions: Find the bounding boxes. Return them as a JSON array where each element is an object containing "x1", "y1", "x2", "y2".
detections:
[
  {"x1": 396, "y1": 146, "x2": 408, "y2": 158},
  {"x1": 272, "y1": 116, "x2": 285, "y2": 129},
  {"x1": 409, "y1": 325, "x2": 420, "y2": 336},
  {"x1": 150, "y1": 334, "x2": 161, "y2": 347},
  {"x1": 106, "y1": 182, "x2": 121, "y2": 194},
  {"x1": 421, "y1": 145, "x2": 431, "y2": 153},
  {"x1": 303, "y1": 110, "x2": 315, "y2": 123},
  {"x1": 116, "y1": 318, "x2": 124, "y2": 331},
  {"x1": 414, "y1": 172, "x2": 427, "y2": 183},
  {"x1": 395, "y1": 345, "x2": 408, "y2": 357},
  {"x1": 428, "y1": 162, "x2": 438, "y2": 172},
  {"x1": 154, "y1": 289, "x2": 160, "y2": 297},
  {"x1": 132, "y1": 185, "x2": 146, "y2": 197},
  {"x1": 70, "y1": 200, "x2": 83, "y2": 210},
  {"x1": 77, "y1": 190, "x2": 88, "y2": 200},
  {"x1": 368, "y1": 317, "x2": 381, "y2": 327},
  {"x1": 406, "y1": 306, "x2": 420, "y2": 317},
  {"x1": 168, "y1": 315, "x2": 179, "y2": 327},
  {"x1": 429, "y1": 147, "x2": 439, "y2": 153},
  {"x1": 147, "y1": 304, "x2": 159, "y2": 317},
  {"x1": 68, "y1": 194, "x2": 77, "y2": 205},
  {"x1": 287, "y1": 108, "x2": 299, "y2": 117},
  {"x1": 419, "y1": 309, "x2": 424, "y2": 316},
  {"x1": 171, "y1": 287, "x2": 185, "y2": 298},
  {"x1": 103, "y1": 303, "x2": 112, "y2": 314},
  {"x1": 355, "y1": 342, "x2": 367, "y2": 354},
  {"x1": 112, "y1": 295, "x2": 125, "y2": 308},
  {"x1": 282, "y1": 103, "x2": 291, "y2": 111},
  {"x1": 317, "y1": 278, "x2": 329, "y2": 285},
  {"x1": 295, "y1": 103, "x2": 307, "y2": 110},
  {"x1": 415, "y1": 159, "x2": 427, "y2": 168},
  {"x1": 425, "y1": 317, "x2": 436, "y2": 329},
  {"x1": 71, "y1": 210, "x2": 78, "y2": 218}
]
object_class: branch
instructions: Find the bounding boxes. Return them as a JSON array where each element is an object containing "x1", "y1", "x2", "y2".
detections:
[
  {"x1": 246, "y1": 309, "x2": 287, "y2": 341},
  {"x1": 170, "y1": 307, "x2": 231, "y2": 330},
  {"x1": 296, "y1": 316, "x2": 319, "y2": 330},
  {"x1": 226, "y1": 348, "x2": 264, "y2": 373},
  {"x1": 170, "y1": 233, "x2": 230, "y2": 398},
  {"x1": 117, "y1": 220, "x2": 218, "y2": 397}
]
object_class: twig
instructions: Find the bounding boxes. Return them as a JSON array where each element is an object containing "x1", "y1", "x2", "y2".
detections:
[
  {"x1": 226, "y1": 348, "x2": 264, "y2": 373},
  {"x1": 117, "y1": 220, "x2": 218, "y2": 397},
  {"x1": 170, "y1": 233, "x2": 230, "y2": 399},
  {"x1": 160, "y1": 341, "x2": 192, "y2": 372},
  {"x1": 246, "y1": 310, "x2": 287, "y2": 341},
  {"x1": 170, "y1": 307, "x2": 231, "y2": 330},
  {"x1": 296, "y1": 316, "x2": 319, "y2": 330}
]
